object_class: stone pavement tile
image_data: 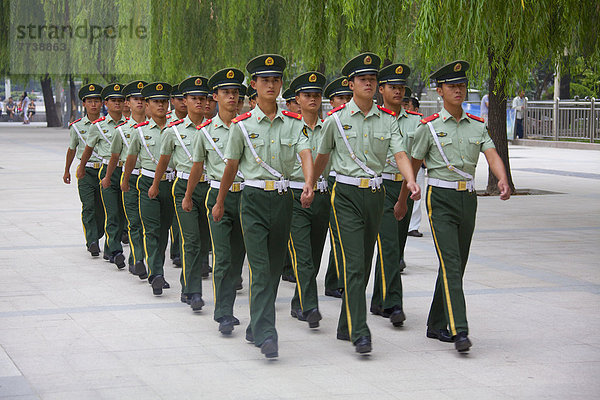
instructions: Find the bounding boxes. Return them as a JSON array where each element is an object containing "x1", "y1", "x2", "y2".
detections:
[
  {"x1": 0, "y1": 376, "x2": 36, "y2": 398},
  {"x1": 0, "y1": 348, "x2": 21, "y2": 378},
  {"x1": 26, "y1": 369, "x2": 145, "y2": 395}
]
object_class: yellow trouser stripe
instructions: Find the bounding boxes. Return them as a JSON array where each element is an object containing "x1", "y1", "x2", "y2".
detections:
[
  {"x1": 121, "y1": 172, "x2": 137, "y2": 262},
  {"x1": 239, "y1": 195, "x2": 251, "y2": 312},
  {"x1": 205, "y1": 188, "x2": 218, "y2": 304},
  {"x1": 137, "y1": 175, "x2": 151, "y2": 276},
  {"x1": 98, "y1": 165, "x2": 110, "y2": 246},
  {"x1": 427, "y1": 186, "x2": 456, "y2": 336},
  {"x1": 288, "y1": 234, "x2": 303, "y2": 310},
  {"x1": 331, "y1": 182, "x2": 352, "y2": 337},
  {"x1": 376, "y1": 234, "x2": 386, "y2": 302},
  {"x1": 172, "y1": 178, "x2": 187, "y2": 287},
  {"x1": 328, "y1": 223, "x2": 340, "y2": 278}
]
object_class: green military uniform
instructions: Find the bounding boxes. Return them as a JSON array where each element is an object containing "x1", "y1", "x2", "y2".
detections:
[
  {"x1": 127, "y1": 82, "x2": 175, "y2": 295},
  {"x1": 287, "y1": 72, "x2": 330, "y2": 328},
  {"x1": 111, "y1": 80, "x2": 147, "y2": 277},
  {"x1": 196, "y1": 68, "x2": 246, "y2": 332},
  {"x1": 323, "y1": 77, "x2": 353, "y2": 297},
  {"x1": 411, "y1": 61, "x2": 494, "y2": 351},
  {"x1": 87, "y1": 83, "x2": 127, "y2": 268},
  {"x1": 318, "y1": 53, "x2": 408, "y2": 351},
  {"x1": 162, "y1": 77, "x2": 211, "y2": 306},
  {"x1": 168, "y1": 85, "x2": 184, "y2": 266},
  {"x1": 69, "y1": 84, "x2": 105, "y2": 254},
  {"x1": 371, "y1": 64, "x2": 421, "y2": 325},
  {"x1": 224, "y1": 54, "x2": 310, "y2": 355}
]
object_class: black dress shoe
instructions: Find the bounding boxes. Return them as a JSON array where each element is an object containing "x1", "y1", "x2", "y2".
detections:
[
  {"x1": 128, "y1": 263, "x2": 136, "y2": 274},
  {"x1": 260, "y1": 336, "x2": 278, "y2": 358},
  {"x1": 370, "y1": 304, "x2": 383, "y2": 316},
  {"x1": 290, "y1": 308, "x2": 306, "y2": 321},
  {"x1": 382, "y1": 305, "x2": 406, "y2": 327},
  {"x1": 232, "y1": 316, "x2": 240, "y2": 325},
  {"x1": 87, "y1": 242, "x2": 100, "y2": 257},
  {"x1": 172, "y1": 256, "x2": 182, "y2": 268},
  {"x1": 113, "y1": 252, "x2": 126, "y2": 269},
  {"x1": 151, "y1": 275, "x2": 165, "y2": 295},
  {"x1": 103, "y1": 253, "x2": 110, "y2": 261},
  {"x1": 407, "y1": 230, "x2": 423, "y2": 237},
  {"x1": 454, "y1": 331, "x2": 472, "y2": 352},
  {"x1": 121, "y1": 232, "x2": 129, "y2": 244},
  {"x1": 281, "y1": 274, "x2": 296, "y2": 283},
  {"x1": 336, "y1": 331, "x2": 350, "y2": 341},
  {"x1": 303, "y1": 308, "x2": 322, "y2": 328},
  {"x1": 218, "y1": 316, "x2": 235, "y2": 335},
  {"x1": 426, "y1": 327, "x2": 453, "y2": 343},
  {"x1": 163, "y1": 281, "x2": 170, "y2": 289},
  {"x1": 353, "y1": 336, "x2": 372, "y2": 354},
  {"x1": 190, "y1": 293, "x2": 204, "y2": 311},
  {"x1": 399, "y1": 258, "x2": 406, "y2": 272},
  {"x1": 180, "y1": 293, "x2": 189, "y2": 303},
  {"x1": 245, "y1": 329, "x2": 254, "y2": 343},
  {"x1": 235, "y1": 277, "x2": 243, "y2": 291},
  {"x1": 325, "y1": 288, "x2": 343, "y2": 298},
  {"x1": 134, "y1": 260, "x2": 147, "y2": 278}
]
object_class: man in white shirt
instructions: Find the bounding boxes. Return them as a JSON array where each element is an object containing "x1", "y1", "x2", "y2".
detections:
[{"x1": 512, "y1": 90, "x2": 527, "y2": 138}]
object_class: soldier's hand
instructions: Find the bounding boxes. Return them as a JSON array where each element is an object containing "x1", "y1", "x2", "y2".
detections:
[
  {"x1": 212, "y1": 202, "x2": 224, "y2": 222},
  {"x1": 148, "y1": 184, "x2": 159, "y2": 199},
  {"x1": 407, "y1": 181, "x2": 421, "y2": 201},
  {"x1": 394, "y1": 200, "x2": 408, "y2": 221},
  {"x1": 182, "y1": 196, "x2": 193, "y2": 212},
  {"x1": 498, "y1": 179, "x2": 511, "y2": 200},
  {"x1": 75, "y1": 165, "x2": 85, "y2": 180},
  {"x1": 121, "y1": 181, "x2": 130, "y2": 192},
  {"x1": 101, "y1": 176, "x2": 111, "y2": 189},
  {"x1": 301, "y1": 184, "x2": 314, "y2": 208},
  {"x1": 63, "y1": 171, "x2": 71, "y2": 184}
]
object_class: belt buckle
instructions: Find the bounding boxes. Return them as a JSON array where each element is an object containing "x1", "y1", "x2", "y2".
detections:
[
  {"x1": 359, "y1": 178, "x2": 370, "y2": 188},
  {"x1": 231, "y1": 182, "x2": 241, "y2": 192},
  {"x1": 161, "y1": 173, "x2": 167, "y2": 181},
  {"x1": 457, "y1": 181, "x2": 467, "y2": 191},
  {"x1": 93, "y1": 162, "x2": 101, "y2": 169},
  {"x1": 394, "y1": 173, "x2": 403, "y2": 182},
  {"x1": 200, "y1": 174, "x2": 206, "y2": 182},
  {"x1": 118, "y1": 161, "x2": 124, "y2": 167},
  {"x1": 264, "y1": 180, "x2": 275, "y2": 191}
]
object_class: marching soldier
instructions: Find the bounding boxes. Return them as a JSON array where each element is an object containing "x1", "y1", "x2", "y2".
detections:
[
  {"x1": 283, "y1": 88, "x2": 301, "y2": 114},
  {"x1": 77, "y1": 83, "x2": 127, "y2": 269},
  {"x1": 204, "y1": 90, "x2": 218, "y2": 119},
  {"x1": 247, "y1": 86, "x2": 257, "y2": 110},
  {"x1": 168, "y1": 84, "x2": 186, "y2": 268},
  {"x1": 322, "y1": 77, "x2": 353, "y2": 299},
  {"x1": 103, "y1": 80, "x2": 149, "y2": 278},
  {"x1": 312, "y1": 53, "x2": 420, "y2": 354},
  {"x1": 237, "y1": 84, "x2": 247, "y2": 114},
  {"x1": 287, "y1": 71, "x2": 329, "y2": 329},
  {"x1": 407, "y1": 61, "x2": 510, "y2": 352},
  {"x1": 63, "y1": 83, "x2": 105, "y2": 257},
  {"x1": 184, "y1": 68, "x2": 246, "y2": 334},
  {"x1": 151, "y1": 76, "x2": 211, "y2": 311},
  {"x1": 121, "y1": 82, "x2": 175, "y2": 296},
  {"x1": 369, "y1": 63, "x2": 422, "y2": 327},
  {"x1": 213, "y1": 54, "x2": 314, "y2": 358}
]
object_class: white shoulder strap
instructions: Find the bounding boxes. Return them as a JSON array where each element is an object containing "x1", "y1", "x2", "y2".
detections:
[
  {"x1": 137, "y1": 126, "x2": 158, "y2": 165},
  {"x1": 117, "y1": 126, "x2": 129, "y2": 150},
  {"x1": 94, "y1": 121, "x2": 112, "y2": 146},
  {"x1": 332, "y1": 113, "x2": 377, "y2": 177},
  {"x1": 238, "y1": 120, "x2": 283, "y2": 179},
  {"x1": 200, "y1": 126, "x2": 244, "y2": 179},
  {"x1": 171, "y1": 124, "x2": 192, "y2": 161},
  {"x1": 72, "y1": 123, "x2": 101, "y2": 159},
  {"x1": 426, "y1": 121, "x2": 473, "y2": 180}
]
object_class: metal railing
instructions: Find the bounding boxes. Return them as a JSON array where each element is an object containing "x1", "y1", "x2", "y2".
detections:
[{"x1": 525, "y1": 99, "x2": 598, "y2": 142}]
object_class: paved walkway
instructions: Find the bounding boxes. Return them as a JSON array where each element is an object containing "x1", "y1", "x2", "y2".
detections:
[{"x1": 0, "y1": 123, "x2": 599, "y2": 399}]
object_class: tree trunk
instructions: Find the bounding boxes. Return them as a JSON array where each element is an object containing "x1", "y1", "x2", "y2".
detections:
[
  {"x1": 40, "y1": 74, "x2": 61, "y2": 127},
  {"x1": 486, "y1": 48, "x2": 515, "y2": 194},
  {"x1": 559, "y1": 54, "x2": 570, "y2": 99},
  {"x1": 69, "y1": 75, "x2": 78, "y2": 123}
]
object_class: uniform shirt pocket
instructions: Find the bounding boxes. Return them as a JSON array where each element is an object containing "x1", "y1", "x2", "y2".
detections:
[
  {"x1": 373, "y1": 131, "x2": 391, "y2": 156},
  {"x1": 280, "y1": 137, "x2": 298, "y2": 162},
  {"x1": 337, "y1": 130, "x2": 358, "y2": 153}
]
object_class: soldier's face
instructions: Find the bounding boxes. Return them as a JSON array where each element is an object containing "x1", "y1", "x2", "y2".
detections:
[
  {"x1": 171, "y1": 97, "x2": 187, "y2": 114},
  {"x1": 286, "y1": 99, "x2": 301, "y2": 114},
  {"x1": 127, "y1": 96, "x2": 145, "y2": 114},
  {"x1": 379, "y1": 84, "x2": 405, "y2": 107},
  {"x1": 437, "y1": 83, "x2": 466, "y2": 107},
  {"x1": 249, "y1": 98, "x2": 257, "y2": 109},
  {"x1": 214, "y1": 88, "x2": 239, "y2": 113},
  {"x1": 147, "y1": 99, "x2": 169, "y2": 118},
  {"x1": 204, "y1": 97, "x2": 217, "y2": 118},
  {"x1": 105, "y1": 97, "x2": 124, "y2": 113},
  {"x1": 183, "y1": 94, "x2": 207, "y2": 117},
  {"x1": 83, "y1": 97, "x2": 102, "y2": 115},
  {"x1": 252, "y1": 76, "x2": 283, "y2": 102},
  {"x1": 349, "y1": 74, "x2": 377, "y2": 100},
  {"x1": 296, "y1": 92, "x2": 321, "y2": 114},
  {"x1": 329, "y1": 95, "x2": 352, "y2": 108},
  {"x1": 237, "y1": 99, "x2": 245, "y2": 114}
]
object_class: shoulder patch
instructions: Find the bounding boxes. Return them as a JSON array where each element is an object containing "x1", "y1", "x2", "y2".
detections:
[
  {"x1": 115, "y1": 120, "x2": 128, "y2": 128},
  {"x1": 92, "y1": 116, "x2": 106, "y2": 124},
  {"x1": 166, "y1": 114, "x2": 172, "y2": 119},
  {"x1": 420, "y1": 113, "x2": 439, "y2": 124},
  {"x1": 282, "y1": 110, "x2": 302, "y2": 120},
  {"x1": 466, "y1": 113, "x2": 485, "y2": 123},
  {"x1": 377, "y1": 105, "x2": 396, "y2": 116},
  {"x1": 133, "y1": 121, "x2": 150, "y2": 129},
  {"x1": 125, "y1": 116, "x2": 130, "y2": 120},
  {"x1": 406, "y1": 110, "x2": 423, "y2": 117},
  {"x1": 168, "y1": 118, "x2": 185, "y2": 127},
  {"x1": 232, "y1": 112, "x2": 251, "y2": 124},
  {"x1": 327, "y1": 103, "x2": 346, "y2": 116},
  {"x1": 69, "y1": 117, "x2": 82, "y2": 127},
  {"x1": 166, "y1": 110, "x2": 172, "y2": 115},
  {"x1": 196, "y1": 119, "x2": 212, "y2": 130}
]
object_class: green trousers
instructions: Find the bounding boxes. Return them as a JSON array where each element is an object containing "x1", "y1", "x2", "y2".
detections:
[
  {"x1": 98, "y1": 165, "x2": 125, "y2": 255},
  {"x1": 371, "y1": 179, "x2": 414, "y2": 310},
  {"x1": 170, "y1": 217, "x2": 181, "y2": 259},
  {"x1": 172, "y1": 178, "x2": 210, "y2": 295},
  {"x1": 241, "y1": 187, "x2": 293, "y2": 347},
  {"x1": 331, "y1": 182, "x2": 384, "y2": 343},
  {"x1": 206, "y1": 187, "x2": 245, "y2": 321},
  {"x1": 324, "y1": 175, "x2": 342, "y2": 291},
  {"x1": 121, "y1": 172, "x2": 144, "y2": 265},
  {"x1": 425, "y1": 186, "x2": 477, "y2": 336},
  {"x1": 77, "y1": 166, "x2": 104, "y2": 247},
  {"x1": 289, "y1": 188, "x2": 330, "y2": 312},
  {"x1": 137, "y1": 174, "x2": 174, "y2": 278}
]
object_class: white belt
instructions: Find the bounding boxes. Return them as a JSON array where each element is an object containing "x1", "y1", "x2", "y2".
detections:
[
  {"x1": 176, "y1": 171, "x2": 206, "y2": 182},
  {"x1": 210, "y1": 180, "x2": 244, "y2": 193},
  {"x1": 244, "y1": 179, "x2": 290, "y2": 193},
  {"x1": 141, "y1": 168, "x2": 175, "y2": 182},
  {"x1": 85, "y1": 161, "x2": 102, "y2": 169},
  {"x1": 102, "y1": 159, "x2": 124, "y2": 167},
  {"x1": 131, "y1": 168, "x2": 140, "y2": 176},
  {"x1": 336, "y1": 174, "x2": 383, "y2": 189},
  {"x1": 329, "y1": 171, "x2": 337, "y2": 177},
  {"x1": 428, "y1": 178, "x2": 474, "y2": 192},
  {"x1": 289, "y1": 179, "x2": 328, "y2": 193},
  {"x1": 382, "y1": 172, "x2": 404, "y2": 182}
]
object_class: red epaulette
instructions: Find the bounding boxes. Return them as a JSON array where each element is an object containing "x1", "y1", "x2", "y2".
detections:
[
  {"x1": 166, "y1": 114, "x2": 172, "y2": 119},
  {"x1": 69, "y1": 117, "x2": 82, "y2": 127},
  {"x1": 466, "y1": 113, "x2": 485, "y2": 123},
  {"x1": 133, "y1": 121, "x2": 149, "y2": 129},
  {"x1": 167, "y1": 118, "x2": 184, "y2": 127},
  {"x1": 321, "y1": 119, "x2": 324, "y2": 123},
  {"x1": 92, "y1": 116, "x2": 106, "y2": 124},
  {"x1": 196, "y1": 119, "x2": 212, "y2": 130},
  {"x1": 166, "y1": 110, "x2": 172, "y2": 115},
  {"x1": 125, "y1": 116, "x2": 130, "y2": 120},
  {"x1": 115, "y1": 120, "x2": 128, "y2": 128},
  {"x1": 232, "y1": 112, "x2": 251, "y2": 123},
  {"x1": 282, "y1": 110, "x2": 302, "y2": 120},
  {"x1": 327, "y1": 103, "x2": 346, "y2": 116},
  {"x1": 377, "y1": 105, "x2": 396, "y2": 116},
  {"x1": 406, "y1": 110, "x2": 423, "y2": 117},
  {"x1": 420, "y1": 113, "x2": 439, "y2": 124}
]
